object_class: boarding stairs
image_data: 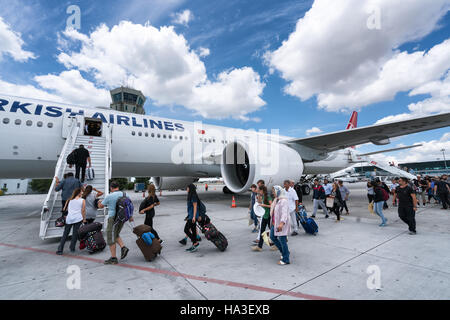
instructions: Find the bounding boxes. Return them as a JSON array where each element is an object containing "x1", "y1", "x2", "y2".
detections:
[
  {"x1": 367, "y1": 160, "x2": 417, "y2": 180},
  {"x1": 39, "y1": 117, "x2": 112, "y2": 240}
]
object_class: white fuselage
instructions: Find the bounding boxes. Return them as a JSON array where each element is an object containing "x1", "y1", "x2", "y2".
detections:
[{"x1": 0, "y1": 95, "x2": 352, "y2": 179}]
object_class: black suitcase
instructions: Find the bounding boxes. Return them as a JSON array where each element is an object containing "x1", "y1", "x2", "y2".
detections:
[
  {"x1": 78, "y1": 222, "x2": 102, "y2": 240},
  {"x1": 199, "y1": 222, "x2": 228, "y2": 252},
  {"x1": 85, "y1": 230, "x2": 106, "y2": 254}
]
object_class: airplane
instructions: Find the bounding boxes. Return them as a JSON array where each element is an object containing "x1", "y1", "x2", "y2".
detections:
[{"x1": 1, "y1": 94, "x2": 449, "y2": 195}]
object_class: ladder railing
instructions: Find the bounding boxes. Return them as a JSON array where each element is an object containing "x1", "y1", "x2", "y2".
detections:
[
  {"x1": 39, "y1": 118, "x2": 80, "y2": 239},
  {"x1": 102, "y1": 124, "x2": 112, "y2": 223}
]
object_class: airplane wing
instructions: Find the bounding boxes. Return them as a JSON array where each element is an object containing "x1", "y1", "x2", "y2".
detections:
[{"x1": 285, "y1": 112, "x2": 450, "y2": 152}]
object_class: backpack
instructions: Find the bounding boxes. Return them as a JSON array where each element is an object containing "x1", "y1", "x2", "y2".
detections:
[
  {"x1": 66, "y1": 150, "x2": 76, "y2": 165},
  {"x1": 114, "y1": 192, "x2": 134, "y2": 224},
  {"x1": 381, "y1": 188, "x2": 389, "y2": 201},
  {"x1": 198, "y1": 200, "x2": 206, "y2": 218}
]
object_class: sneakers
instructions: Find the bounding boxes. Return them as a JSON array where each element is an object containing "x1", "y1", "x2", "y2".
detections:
[
  {"x1": 104, "y1": 257, "x2": 118, "y2": 265},
  {"x1": 409, "y1": 231, "x2": 417, "y2": 235},
  {"x1": 311, "y1": 215, "x2": 316, "y2": 218},
  {"x1": 120, "y1": 246, "x2": 129, "y2": 260},
  {"x1": 251, "y1": 228, "x2": 259, "y2": 233},
  {"x1": 379, "y1": 223, "x2": 387, "y2": 227},
  {"x1": 186, "y1": 243, "x2": 200, "y2": 252},
  {"x1": 251, "y1": 246, "x2": 262, "y2": 252},
  {"x1": 270, "y1": 245, "x2": 278, "y2": 251},
  {"x1": 196, "y1": 235, "x2": 202, "y2": 242},
  {"x1": 277, "y1": 260, "x2": 290, "y2": 265},
  {"x1": 325, "y1": 215, "x2": 329, "y2": 219},
  {"x1": 291, "y1": 231, "x2": 298, "y2": 236},
  {"x1": 252, "y1": 239, "x2": 259, "y2": 244},
  {"x1": 56, "y1": 251, "x2": 63, "y2": 255},
  {"x1": 179, "y1": 237, "x2": 187, "y2": 245}
]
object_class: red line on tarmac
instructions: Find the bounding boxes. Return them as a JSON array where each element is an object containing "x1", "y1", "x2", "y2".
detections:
[{"x1": 0, "y1": 242, "x2": 335, "y2": 300}]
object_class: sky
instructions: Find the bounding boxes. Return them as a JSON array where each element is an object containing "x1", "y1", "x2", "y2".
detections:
[{"x1": 0, "y1": 0, "x2": 449, "y2": 164}]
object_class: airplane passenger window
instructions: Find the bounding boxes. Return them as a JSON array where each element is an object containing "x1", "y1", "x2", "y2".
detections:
[
  {"x1": 26, "y1": 120, "x2": 32, "y2": 126},
  {"x1": 168, "y1": 135, "x2": 172, "y2": 139},
  {"x1": 3, "y1": 118, "x2": 9, "y2": 124},
  {"x1": 145, "y1": 132, "x2": 148, "y2": 137},
  {"x1": 209, "y1": 139, "x2": 211, "y2": 143},
  {"x1": 185, "y1": 136, "x2": 188, "y2": 140},
  {"x1": 138, "y1": 132, "x2": 142, "y2": 136},
  {"x1": 163, "y1": 134, "x2": 166, "y2": 139},
  {"x1": 15, "y1": 119, "x2": 21, "y2": 125},
  {"x1": 37, "y1": 121, "x2": 43, "y2": 127},
  {"x1": 157, "y1": 133, "x2": 161, "y2": 138},
  {"x1": 180, "y1": 136, "x2": 183, "y2": 140},
  {"x1": 132, "y1": 131, "x2": 136, "y2": 136},
  {"x1": 47, "y1": 122, "x2": 53, "y2": 128},
  {"x1": 151, "y1": 133, "x2": 155, "y2": 137}
]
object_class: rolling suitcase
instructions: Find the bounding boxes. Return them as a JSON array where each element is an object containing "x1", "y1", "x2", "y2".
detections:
[
  {"x1": 85, "y1": 230, "x2": 106, "y2": 254},
  {"x1": 78, "y1": 222, "x2": 102, "y2": 240},
  {"x1": 199, "y1": 222, "x2": 228, "y2": 252},
  {"x1": 86, "y1": 167, "x2": 95, "y2": 181},
  {"x1": 131, "y1": 223, "x2": 162, "y2": 261},
  {"x1": 298, "y1": 205, "x2": 318, "y2": 235}
]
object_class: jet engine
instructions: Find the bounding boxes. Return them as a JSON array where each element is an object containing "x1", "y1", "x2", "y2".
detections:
[
  {"x1": 150, "y1": 177, "x2": 199, "y2": 191},
  {"x1": 220, "y1": 141, "x2": 303, "y2": 193}
]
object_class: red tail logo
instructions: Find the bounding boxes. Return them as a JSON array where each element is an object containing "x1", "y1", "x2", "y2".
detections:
[
  {"x1": 346, "y1": 111, "x2": 358, "y2": 149},
  {"x1": 346, "y1": 111, "x2": 358, "y2": 130}
]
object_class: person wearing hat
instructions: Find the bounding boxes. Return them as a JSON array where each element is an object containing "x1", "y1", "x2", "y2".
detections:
[{"x1": 252, "y1": 185, "x2": 272, "y2": 252}]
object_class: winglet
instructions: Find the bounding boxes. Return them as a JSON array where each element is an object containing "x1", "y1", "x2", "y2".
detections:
[{"x1": 346, "y1": 111, "x2": 358, "y2": 130}]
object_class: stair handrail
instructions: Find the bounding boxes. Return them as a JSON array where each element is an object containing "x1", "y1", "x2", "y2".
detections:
[
  {"x1": 102, "y1": 123, "x2": 112, "y2": 221},
  {"x1": 39, "y1": 117, "x2": 80, "y2": 238}
]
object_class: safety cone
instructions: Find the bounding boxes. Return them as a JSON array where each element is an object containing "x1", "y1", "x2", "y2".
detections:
[{"x1": 231, "y1": 196, "x2": 237, "y2": 208}]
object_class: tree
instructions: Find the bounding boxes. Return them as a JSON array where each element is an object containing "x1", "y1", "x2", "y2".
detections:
[{"x1": 30, "y1": 179, "x2": 52, "y2": 193}]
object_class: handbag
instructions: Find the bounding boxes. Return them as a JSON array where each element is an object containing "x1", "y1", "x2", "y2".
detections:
[
  {"x1": 326, "y1": 197, "x2": 334, "y2": 208},
  {"x1": 368, "y1": 202, "x2": 375, "y2": 215}
]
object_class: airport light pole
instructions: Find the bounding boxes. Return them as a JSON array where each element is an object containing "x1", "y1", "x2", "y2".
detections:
[{"x1": 441, "y1": 149, "x2": 448, "y2": 170}]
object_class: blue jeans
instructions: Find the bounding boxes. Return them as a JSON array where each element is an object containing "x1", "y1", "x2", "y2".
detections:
[
  {"x1": 250, "y1": 210, "x2": 258, "y2": 227},
  {"x1": 374, "y1": 201, "x2": 386, "y2": 224},
  {"x1": 270, "y1": 226, "x2": 290, "y2": 264}
]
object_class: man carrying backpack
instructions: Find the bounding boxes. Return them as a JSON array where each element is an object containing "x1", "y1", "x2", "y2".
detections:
[{"x1": 98, "y1": 181, "x2": 134, "y2": 265}]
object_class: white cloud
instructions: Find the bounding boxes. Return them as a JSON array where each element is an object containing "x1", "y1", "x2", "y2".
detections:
[
  {"x1": 198, "y1": 47, "x2": 210, "y2": 57},
  {"x1": 0, "y1": 16, "x2": 35, "y2": 61},
  {"x1": 172, "y1": 9, "x2": 193, "y2": 26},
  {"x1": 0, "y1": 78, "x2": 61, "y2": 101},
  {"x1": 306, "y1": 127, "x2": 323, "y2": 136},
  {"x1": 34, "y1": 70, "x2": 110, "y2": 106},
  {"x1": 376, "y1": 71, "x2": 450, "y2": 124},
  {"x1": 55, "y1": 21, "x2": 266, "y2": 120},
  {"x1": 265, "y1": 0, "x2": 450, "y2": 112}
]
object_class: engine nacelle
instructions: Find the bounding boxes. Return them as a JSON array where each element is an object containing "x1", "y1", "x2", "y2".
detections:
[
  {"x1": 150, "y1": 177, "x2": 199, "y2": 191},
  {"x1": 220, "y1": 141, "x2": 303, "y2": 193}
]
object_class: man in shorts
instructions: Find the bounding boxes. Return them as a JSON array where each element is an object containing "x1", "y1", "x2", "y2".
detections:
[{"x1": 98, "y1": 181, "x2": 133, "y2": 264}]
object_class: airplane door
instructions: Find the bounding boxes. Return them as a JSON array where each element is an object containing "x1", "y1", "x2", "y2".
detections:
[{"x1": 62, "y1": 113, "x2": 83, "y2": 138}]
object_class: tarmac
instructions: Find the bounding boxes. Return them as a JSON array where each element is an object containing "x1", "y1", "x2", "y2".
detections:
[{"x1": 0, "y1": 182, "x2": 449, "y2": 300}]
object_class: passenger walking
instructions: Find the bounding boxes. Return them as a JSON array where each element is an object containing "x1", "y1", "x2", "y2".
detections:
[
  {"x1": 311, "y1": 179, "x2": 328, "y2": 218},
  {"x1": 434, "y1": 175, "x2": 450, "y2": 209},
  {"x1": 367, "y1": 181, "x2": 375, "y2": 203},
  {"x1": 390, "y1": 178, "x2": 399, "y2": 207},
  {"x1": 338, "y1": 180, "x2": 350, "y2": 215},
  {"x1": 97, "y1": 181, "x2": 133, "y2": 264},
  {"x1": 329, "y1": 182, "x2": 344, "y2": 222},
  {"x1": 381, "y1": 181, "x2": 390, "y2": 209},
  {"x1": 73, "y1": 145, "x2": 92, "y2": 183},
  {"x1": 323, "y1": 178, "x2": 333, "y2": 213},
  {"x1": 396, "y1": 178, "x2": 418, "y2": 234},
  {"x1": 252, "y1": 185, "x2": 272, "y2": 251},
  {"x1": 284, "y1": 180, "x2": 299, "y2": 236},
  {"x1": 417, "y1": 175, "x2": 429, "y2": 207},
  {"x1": 373, "y1": 180, "x2": 388, "y2": 227},
  {"x1": 82, "y1": 185, "x2": 103, "y2": 223},
  {"x1": 139, "y1": 184, "x2": 162, "y2": 242},
  {"x1": 56, "y1": 188, "x2": 86, "y2": 255},
  {"x1": 55, "y1": 172, "x2": 82, "y2": 214},
  {"x1": 183, "y1": 184, "x2": 201, "y2": 252},
  {"x1": 248, "y1": 184, "x2": 259, "y2": 233},
  {"x1": 269, "y1": 185, "x2": 291, "y2": 265}
]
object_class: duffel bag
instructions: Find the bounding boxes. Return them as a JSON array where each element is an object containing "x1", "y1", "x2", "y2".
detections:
[{"x1": 78, "y1": 222, "x2": 102, "y2": 240}]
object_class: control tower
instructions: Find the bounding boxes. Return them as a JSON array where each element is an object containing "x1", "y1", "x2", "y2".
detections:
[{"x1": 110, "y1": 86, "x2": 146, "y2": 115}]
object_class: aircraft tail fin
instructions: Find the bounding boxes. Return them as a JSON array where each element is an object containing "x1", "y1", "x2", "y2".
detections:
[
  {"x1": 346, "y1": 111, "x2": 358, "y2": 130},
  {"x1": 346, "y1": 111, "x2": 358, "y2": 149}
]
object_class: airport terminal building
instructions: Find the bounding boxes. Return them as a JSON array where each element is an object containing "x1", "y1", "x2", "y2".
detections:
[{"x1": 354, "y1": 160, "x2": 449, "y2": 177}]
